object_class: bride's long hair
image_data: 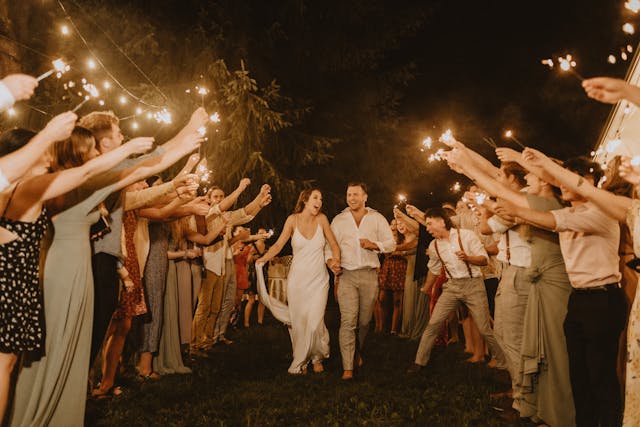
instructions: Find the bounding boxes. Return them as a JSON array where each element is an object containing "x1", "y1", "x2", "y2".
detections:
[{"x1": 293, "y1": 188, "x2": 322, "y2": 214}]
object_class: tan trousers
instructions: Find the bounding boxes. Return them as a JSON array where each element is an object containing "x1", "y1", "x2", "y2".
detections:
[
  {"x1": 191, "y1": 269, "x2": 224, "y2": 349},
  {"x1": 415, "y1": 276, "x2": 506, "y2": 368},
  {"x1": 337, "y1": 268, "x2": 378, "y2": 370}
]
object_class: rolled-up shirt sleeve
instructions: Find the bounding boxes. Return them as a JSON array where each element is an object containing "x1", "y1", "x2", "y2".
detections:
[
  {"x1": 374, "y1": 215, "x2": 396, "y2": 253},
  {"x1": 552, "y1": 204, "x2": 606, "y2": 234},
  {"x1": 427, "y1": 241, "x2": 441, "y2": 274}
]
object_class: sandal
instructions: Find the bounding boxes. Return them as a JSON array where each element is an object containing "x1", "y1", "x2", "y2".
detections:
[
  {"x1": 90, "y1": 385, "x2": 122, "y2": 400},
  {"x1": 137, "y1": 371, "x2": 161, "y2": 381}
]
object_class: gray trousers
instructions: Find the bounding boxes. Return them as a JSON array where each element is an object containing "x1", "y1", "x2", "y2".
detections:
[
  {"x1": 212, "y1": 259, "x2": 237, "y2": 341},
  {"x1": 337, "y1": 268, "x2": 378, "y2": 370},
  {"x1": 493, "y1": 263, "x2": 531, "y2": 387},
  {"x1": 415, "y1": 276, "x2": 506, "y2": 368}
]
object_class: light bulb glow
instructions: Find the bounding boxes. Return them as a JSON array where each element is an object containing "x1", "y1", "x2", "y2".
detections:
[{"x1": 623, "y1": 23, "x2": 635, "y2": 35}]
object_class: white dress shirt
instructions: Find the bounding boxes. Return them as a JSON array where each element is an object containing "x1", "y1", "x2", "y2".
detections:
[
  {"x1": 427, "y1": 228, "x2": 487, "y2": 279},
  {"x1": 329, "y1": 207, "x2": 396, "y2": 270},
  {"x1": 488, "y1": 217, "x2": 532, "y2": 268},
  {"x1": 203, "y1": 205, "x2": 254, "y2": 275}
]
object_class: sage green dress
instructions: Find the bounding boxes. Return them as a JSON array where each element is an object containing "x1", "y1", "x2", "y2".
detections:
[
  {"x1": 10, "y1": 183, "x2": 117, "y2": 427},
  {"x1": 153, "y1": 256, "x2": 192, "y2": 375},
  {"x1": 514, "y1": 195, "x2": 575, "y2": 426},
  {"x1": 400, "y1": 251, "x2": 430, "y2": 341}
]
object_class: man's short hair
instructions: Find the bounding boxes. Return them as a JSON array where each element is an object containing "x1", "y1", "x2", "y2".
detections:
[
  {"x1": 77, "y1": 111, "x2": 119, "y2": 142},
  {"x1": 424, "y1": 207, "x2": 454, "y2": 230},
  {"x1": 346, "y1": 182, "x2": 368, "y2": 194}
]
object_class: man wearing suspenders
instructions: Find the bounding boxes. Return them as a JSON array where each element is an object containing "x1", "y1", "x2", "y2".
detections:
[{"x1": 408, "y1": 207, "x2": 506, "y2": 373}]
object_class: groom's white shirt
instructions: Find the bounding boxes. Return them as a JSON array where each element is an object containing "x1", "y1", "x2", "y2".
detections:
[{"x1": 327, "y1": 207, "x2": 396, "y2": 270}]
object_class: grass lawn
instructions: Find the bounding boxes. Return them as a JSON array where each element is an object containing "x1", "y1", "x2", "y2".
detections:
[{"x1": 86, "y1": 300, "x2": 529, "y2": 426}]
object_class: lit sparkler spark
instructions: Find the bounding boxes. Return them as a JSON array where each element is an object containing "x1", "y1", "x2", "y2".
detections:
[
  {"x1": 631, "y1": 156, "x2": 640, "y2": 167},
  {"x1": 504, "y1": 129, "x2": 525, "y2": 149},
  {"x1": 626, "y1": 0, "x2": 640, "y2": 13},
  {"x1": 210, "y1": 112, "x2": 221, "y2": 123},
  {"x1": 422, "y1": 137, "x2": 432, "y2": 149},
  {"x1": 452, "y1": 182, "x2": 461, "y2": 192},
  {"x1": 37, "y1": 58, "x2": 70, "y2": 82},
  {"x1": 623, "y1": 23, "x2": 635, "y2": 35}
]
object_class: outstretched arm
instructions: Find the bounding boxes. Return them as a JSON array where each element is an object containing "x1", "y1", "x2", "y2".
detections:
[
  {"x1": 583, "y1": 77, "x2": 640, "y2": 107},
  {"x1": 256, "y1": 215, "x2": 295, "y2": 264},
  {"x1": 217, "y1": 178, "x2": 251, "y2": 213}
]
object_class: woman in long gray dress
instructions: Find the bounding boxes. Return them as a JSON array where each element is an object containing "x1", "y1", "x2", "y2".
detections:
[
  {"x1": 10, "y1": 131, "x2": 199, "y2": 427},
  {"x1": 445, "y1": 146, "x2": 575, "y2": 426}
]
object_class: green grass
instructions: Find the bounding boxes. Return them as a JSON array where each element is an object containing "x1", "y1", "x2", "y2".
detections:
[{"x1": 86, "y1": 301, "x2": 524, "y2": 426}]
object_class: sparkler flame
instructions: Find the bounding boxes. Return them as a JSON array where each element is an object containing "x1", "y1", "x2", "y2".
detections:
[
  {"x1": 623, "y1": 23, "x2": 636, "y2": 35},
  {"x1": 423, "y1": 137, "x2": 432, "y2": 149},
  {"x1": 210, "y1": 112, "x2": 220, "y2": 123},
  {"x1": 626, "y1": 0, "x2": 640, "y2": 13}
]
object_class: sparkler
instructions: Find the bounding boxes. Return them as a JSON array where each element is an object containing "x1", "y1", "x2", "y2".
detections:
[
  {"x1": 504, "y1": 129, "x2": 526, "y2": 149},
  {"x1": 37, "y1": 59, "x2": 70, "y2": 82},
  {"x1": 422, "y1": 137, "x2": 432, "y2": 149},
  {"x1": 623, "y1": 23, "x2": 635, "y2": 35},
  {"x1": 626, "y1": 0, "x2": 640, "y2": 13},
  {"x1": 608, "y1": 55, "x2": 617, "y2": 64},
  {"x1": 475, "y1": 192, "x2": 487, "y2": 205},
  {"x1": 60, "y1": 24, "x2": 70, "y2": 35},
  {"x1": 72, "y1": 83, "x2": 100, "y2": 113},
  {"x1": 543, "y1": 55, "x2": 584, "y2": 81},
  {"x1": 452, "y1": 182, "x2": 461, "y2": 192},
  {"x1": 210, "y1": 112, "x2": 221, "y2": 123}
]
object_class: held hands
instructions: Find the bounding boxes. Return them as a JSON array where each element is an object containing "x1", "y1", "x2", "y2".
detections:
[
  {"x1": 327, "y1": 258, "x2": 342, "y2": 275},
  {"x1": 41, "y1": 111, "x2": 77, "y2": 143},
  {"x1": 2, "y1": 74, "x2": 38, "y2": 102},
  {"x1": 582, "y1": 77, "x2": 628, "y2": 104},
  {"x1": 124, "y1": 136, "x2": 154, "y2": 156}
]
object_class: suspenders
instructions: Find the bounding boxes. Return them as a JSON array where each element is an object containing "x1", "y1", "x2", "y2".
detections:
[{"x1": 433, "y1": 228, "x2": 473, "y2": 279}]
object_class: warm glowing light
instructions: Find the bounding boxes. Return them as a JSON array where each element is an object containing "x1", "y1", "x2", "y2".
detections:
[
  {"x1": 622, "y1": 52, "x2": 629, "y2": 61},
  {"x1": 135, "y1": 107, "x2": 143, "y2": 115},
  {"x1": 146, "y1": 112, "x2": 153, "y2": 119},
  {"x1": 606, "y1": 138, "x2": 622, "y2": 153},
  {"x1": 119, "y1": 96, "x2": 127, "y2": 104},
  {"x1": 267, "y1": 229, "x2": 275, "y2": 237},
  {"x1": 475, "y1": 193, "x2": 486, "y2": 205},
  {"x1": 38, "y1": 59, "x2": 69, "y2": 82},
  {"x1": 608, "y1": 55, "x2": 617, "y2": 64},
  {"x1": 67, "y1": 81, "x2": 75, "y2": 88},
  {"x1": 439, "y1": 129, "x2": 454, "y2": 144},
  {"x1": 628, "y1": 44, "x2": 634, "y2": 53},
  {"x1": 623, "y1": 23, "x2": 635, "y2": 35},
  {"x1": 626, "y1": 0, "x2": 640, "y2": 13},
  {"x1": 98, "y1": 100, "x2": 105, "y2": 106},
  {"x1": 103, "y1": 81, "x2": 111, "y2": 90},
  {"x1": 505, "y1": 130, "x2": 514, "y2": 138},
  {"x1": 197, "y1": 87, "x2": 208, "y2": 96},
  {"x1": 601, "y1": 163, "x2": 608, "y2": 171},
  {"x1": 398, "y1": 194, "x2": 407, "y2": 202},
  {"x1": 87, "y1": 59, "x2": 96, "y2": 69},
  {"x1": 7, "y1": 108, "x2": 16, "y2": 117},
  {"x1": 153, "y1": 108, "x2": 172, "y2": 124},
  {"x1": 631, "y1": 156, "x2": 640, "y2": 166},
  {"x1": 61, "y1": 24, "x2": 70, "y2": 35},
  {"x1": 197, "y1": 126, "x2": 207, "y2": 136},
  {"x1": 422, "y1": 137, "x2": 432, "y2": 149},
  {"x1": 558, "y1": 55, "x2": 576, "y2": 72},
  {"x1": 210, "y1": 112, "x2": 220, "y2": 123},
  {"x1": 132, "y1": 121, "x2": 139, "y2": 130},
  {"x1": 83, "y1": 83, "x2": 99, "y2": 98},
  {"x1": 541, "y1": 58, "x2": 554, "y2": 68},
  {"x1": 452, "y1": 182, "x2": 461, "y2": 192}
]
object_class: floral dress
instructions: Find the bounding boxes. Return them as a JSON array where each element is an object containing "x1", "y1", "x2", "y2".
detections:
[
  {"x1": 0, "y1": 201, "x2": 48, "y2": 354},
  {"x1": 624, "y1": 200, "x2": 640, "y2": 426}
]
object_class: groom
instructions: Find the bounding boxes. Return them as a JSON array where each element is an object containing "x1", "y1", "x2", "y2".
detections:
[{"x1": 328, "y1": 182, "x2": 396, "y2": 380}]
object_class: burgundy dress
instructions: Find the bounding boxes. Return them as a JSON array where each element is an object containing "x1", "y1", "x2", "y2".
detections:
[{"x1": 378, "y1": 254, "x2": 407, "y2": 291}]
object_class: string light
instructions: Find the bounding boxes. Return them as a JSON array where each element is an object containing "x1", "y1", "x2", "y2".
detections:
[
  {"x1": 7, "y1": 107, "x2": 16, "y2": 117},
  {"x1": 608, "y1": 55, "x2": 617, "y2": 64},
  {"x1": 131, "y1": 121, "x2": 139, "y2": 130},
  {"x1": 623, "y1": 23, "x2": 635, "y2": 35},
  {"x1": 135, "y1": 107, "x2": 143, "y2": 115},
  {"x1": 103, "y1": 81, "x2": 111, "y2": 90},
  {"x1": 60, "y1": 24, "x2": 70, "y2": 35},
  {"x1": 119, "y1": 95, "x2": 127, "y2": 104},
  {"x1": 87, "y1": 58, "x2": 96, "y2": 69}
]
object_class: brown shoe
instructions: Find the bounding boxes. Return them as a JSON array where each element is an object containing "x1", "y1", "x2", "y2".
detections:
[
  {"x1": 312, "y1": 362, "x2": 324, "y2": 374},
  {"x1": 341, "y1": 370, "x2": 353, "y2": 380},
  {"x1": 406, "y1": 363, "x2": 423, "y2": 375}
]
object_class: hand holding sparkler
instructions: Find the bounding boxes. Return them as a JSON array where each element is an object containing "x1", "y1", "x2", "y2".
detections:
[
  {"x1": 405, "y1": 204, "x2": 425, "y2": 222},
  {"x1": 41, "y1": 111, "x2": 78, "y2": 143},
  {"x1": 122, "y1": 136, "x2": 154, "y2": 156},
  {"x1": 185, "y1": 197, "x2": 210, "y2": 216},
  {"x1": 495, "y1": 147, "x2": 521, "y2": 163},
  {"x1": 521, "y1": 147, "x2": 550, "y2": 168},
  {"x1": 619, "y1": 157, "x2": 640, "y2": 185},
  {"x1": 493, "y1": 198, "x2": 520, "y2": 223},
  {"x1": 36, "y1": 59, "x2": 69, "y2": 82},
  {"x1": 503, "y1": 130, "x2": 526, "y2": 149},
  {"x1": 582, "y1": 77, "x2": 640, "y2": 106},
  {"x1": 238, "y1": 177, "x2": 251, "y2": 192},
  {"x1": 442, "y1": 148, "x2": 468, "y2": 174},
  {"x1": 542, "y1": 55, "x2": 585, "y2": 81},
  {"x1": 438, "y1": 129, "x2": 464, "y2": 149},
  {"x1": 2, "y1": 74, "x2": 38, "y2": 103},
  {"x1": 186, "y1": 107, "x2": 209, "y2": 133}
]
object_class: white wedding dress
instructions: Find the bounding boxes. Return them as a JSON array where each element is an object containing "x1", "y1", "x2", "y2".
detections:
[{"x1": 257, "y1": 223, "x2": 330, "y2": 373}]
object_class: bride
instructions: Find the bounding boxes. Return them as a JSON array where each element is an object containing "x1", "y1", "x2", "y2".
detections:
[{"x1": 256, "y1": 188, "x2": 341, "y2": 374}]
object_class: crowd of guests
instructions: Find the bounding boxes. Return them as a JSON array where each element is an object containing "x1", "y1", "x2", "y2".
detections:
[
  {"x1": 2, "y1": 68, "x2": 640, "y2": 427},
  {"x1": 0, "y1": 73, "x2": 276, "y2": 426}
]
